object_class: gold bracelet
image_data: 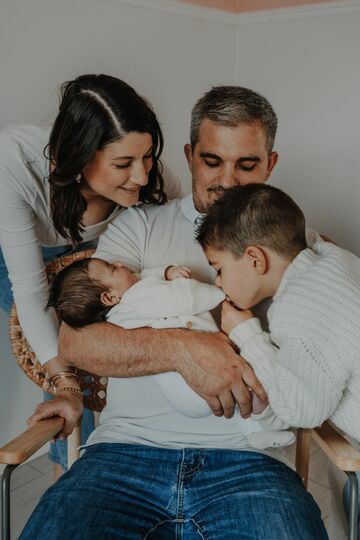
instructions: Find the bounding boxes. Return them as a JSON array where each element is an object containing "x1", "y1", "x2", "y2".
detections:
[
  {"x1": 50, "y1": 372, "x2": 80, "y2": 390},
  {"x1": 55, "y1": 386, "x2": 83, "y2": 396}
]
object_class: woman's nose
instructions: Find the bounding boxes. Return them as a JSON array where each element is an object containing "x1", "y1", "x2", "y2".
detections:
[{"x1": 132, "y1": 162, "x2": 149, "y2": 186}]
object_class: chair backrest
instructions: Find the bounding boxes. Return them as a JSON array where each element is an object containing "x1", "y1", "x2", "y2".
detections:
[{"x1": 8, "y1": 249, "x2": 107, "y2": 412}]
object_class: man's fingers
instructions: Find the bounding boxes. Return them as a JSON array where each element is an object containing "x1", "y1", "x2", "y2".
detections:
[
  {"x1": 242, "y1": 368, "x2": 268, "y2": 404},
  {"x1": 250, "y1": 380, "x2": 268, "y2": 405},
  {"x1": 218, "y1": 390, "x2": 236, "y2": 418},
  {"x1": 231, "y1": 383, "x2": 252, "y2": 418},
  {"x1": 205, "y1": 396, "x2": 224, "y2": 417}
]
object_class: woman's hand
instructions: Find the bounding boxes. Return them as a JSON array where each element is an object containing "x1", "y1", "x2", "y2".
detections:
[
  {"x1": 27, "y1": 393, "x2": 83, "y2": 441},
  {"x1": 221, "y1": 300, "x2": 254, "y2": 335}
]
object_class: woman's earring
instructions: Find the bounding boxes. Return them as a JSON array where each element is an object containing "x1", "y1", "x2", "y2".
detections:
[{"x1": 75, "y1": 174, "x2": 82, "y2": 183}]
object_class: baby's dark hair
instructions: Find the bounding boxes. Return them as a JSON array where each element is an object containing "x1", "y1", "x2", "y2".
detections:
[
  {"x1": 196, "y1": 183, "x2": 307, "y2": 260},
  {"x1": 46, "y1": 258, "x2": 111, "y2": 328}
]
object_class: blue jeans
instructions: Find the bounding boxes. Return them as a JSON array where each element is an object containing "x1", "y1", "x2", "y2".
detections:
[
  {"x1": 0, "y1": 242, "x2": 96, "y2": 470},
  {"x1": 20, "y1": 444, "x2": 328, "y2": 539}
]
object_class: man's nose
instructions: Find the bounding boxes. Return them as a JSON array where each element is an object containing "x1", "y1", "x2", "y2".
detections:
[{"x1": 219, "y1": 165, "x2": 239, "y2": 188}]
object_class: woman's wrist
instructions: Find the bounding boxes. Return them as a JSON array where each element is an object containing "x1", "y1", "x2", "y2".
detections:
[
  {"x1": 44, "y1": 355, "x2": 73, "y2": 379},
  {"x1": 55, "y1": 386, "x2": 83, "y2": 399},
  {"x1": 49, "y1": 369, "x2": 83, "y2": 398}
]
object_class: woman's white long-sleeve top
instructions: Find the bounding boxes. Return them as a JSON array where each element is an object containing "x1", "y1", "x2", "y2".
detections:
[{"x1": 0, "y1": 125, "x2": 121, "y2": 363}]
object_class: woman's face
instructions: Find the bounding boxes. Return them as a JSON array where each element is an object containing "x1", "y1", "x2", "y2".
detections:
[{"x1": 82, "y1": 132, "x2": 154, "y2": 207}]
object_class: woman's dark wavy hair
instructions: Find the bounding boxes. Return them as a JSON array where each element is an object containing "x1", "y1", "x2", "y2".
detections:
[{"x1": 46, "y1": 74, "x2": 166, "y2": 244}]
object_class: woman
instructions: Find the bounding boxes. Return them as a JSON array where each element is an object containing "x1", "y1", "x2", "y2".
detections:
[{"x1": 0, "y1": 73, "x2": 167, "y2": 477}]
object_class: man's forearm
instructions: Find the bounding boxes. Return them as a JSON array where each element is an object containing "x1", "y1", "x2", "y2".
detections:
[
  {"x1": 59, "y1": 321, "x2": 186, "y2": 377},
  {"x1": 59, "y1": 321, "x2": 268, "y2": 418}
]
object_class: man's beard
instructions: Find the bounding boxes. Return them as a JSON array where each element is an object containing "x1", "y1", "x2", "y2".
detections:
[{"x1": 192, "y1": 182, "x2": 226, "y2": 214}]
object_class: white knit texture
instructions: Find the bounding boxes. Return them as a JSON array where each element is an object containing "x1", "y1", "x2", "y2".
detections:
[{"x1": 230, "y1": 241, "x2": 360, "y2": 442}]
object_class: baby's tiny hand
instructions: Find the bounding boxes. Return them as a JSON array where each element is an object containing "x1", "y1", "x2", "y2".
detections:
[
  {"x1": 165, "y1": 266, "x2": 192, "y2": 280},
  {"x1": 221, "y1": 300, "x2": 253, "y2": 335}
]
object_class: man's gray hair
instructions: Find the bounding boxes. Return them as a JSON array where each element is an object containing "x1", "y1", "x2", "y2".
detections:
[{"x1": 190, "y1": 86, "x2": 278, "y2": 153}]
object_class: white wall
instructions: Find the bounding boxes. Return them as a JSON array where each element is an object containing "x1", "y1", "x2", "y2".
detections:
[
  {"x1": 0, "y1": 0, "x2": 236, "y2": 193},
  {"x1": 234, "y1": 6, "x2": 360, "y2": 254},
  {"x1": 0, "y1": 0, "x2": 235, "y2": 461}
]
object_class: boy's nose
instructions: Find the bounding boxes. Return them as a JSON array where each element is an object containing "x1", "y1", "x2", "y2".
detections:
[{"x1": 215, "y1": 275, "x2": 222, "y2": 287}]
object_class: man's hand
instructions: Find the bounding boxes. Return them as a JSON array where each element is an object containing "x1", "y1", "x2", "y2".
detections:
[
  {"x1": 27, "y1": 393, "x2": 83, "y2": 440},
  {"x1": 175, "y1": 330, "x2": 267, "y2": 419},
  {"x1": 221, "y1": 300, "x2": 254, "y2": 335}
]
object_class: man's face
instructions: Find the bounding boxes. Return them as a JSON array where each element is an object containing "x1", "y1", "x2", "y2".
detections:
[{"x1": 185, "y1": 119, "x2": 278, "y2": 213}]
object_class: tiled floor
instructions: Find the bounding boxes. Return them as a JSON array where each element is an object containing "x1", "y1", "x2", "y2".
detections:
[{"x1": 3, "y1": 442, "x2": 333, "y2": 539}]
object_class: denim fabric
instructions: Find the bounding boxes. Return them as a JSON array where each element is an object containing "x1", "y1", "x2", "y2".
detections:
[
  {"x1": 343, "y1": 473, "x2": 360, "y2": 539},
  {"x1": 20, "y1": 444, "x2": 328, "y2": 539},
  {"x1": 0, "y1": 241, "x2": 97, "y2": 470}
]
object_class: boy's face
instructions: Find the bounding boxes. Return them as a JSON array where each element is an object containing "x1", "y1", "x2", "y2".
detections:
[
  {"x1": 89, "y1": 259, "x2": 137, "y2": 301},
  {"x1": 204, "y1": 247, "x2": 264, "y2": 310}
]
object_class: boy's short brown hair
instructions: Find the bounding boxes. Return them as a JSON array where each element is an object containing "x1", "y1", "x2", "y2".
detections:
[
  {"x1": 46, "y1": 258, "x2": 111, "y2": 328},
  {"x1": 196, "y1": 183, "x2": 307, "y2": 260}
]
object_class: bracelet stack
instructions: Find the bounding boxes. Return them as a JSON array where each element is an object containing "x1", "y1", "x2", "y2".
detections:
[{"x1": 49, "y1": 370, "x2": 83, "y2": 397}]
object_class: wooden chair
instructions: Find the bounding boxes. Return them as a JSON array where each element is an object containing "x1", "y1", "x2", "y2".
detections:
[
  {"x1": 296, "y1": 425, "x2": 360, "y2": 540},
  {"x1": 0, "y1": 250, "x2": 108, "y2": 540}
]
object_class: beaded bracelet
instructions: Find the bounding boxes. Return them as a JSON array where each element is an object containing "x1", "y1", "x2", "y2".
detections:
[{"x1": 54, "y1": 386, "x2": 83, "y2": 397}]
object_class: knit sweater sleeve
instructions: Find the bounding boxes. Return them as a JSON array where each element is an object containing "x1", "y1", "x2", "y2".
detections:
[
  {"x1": 229, "y1": 318, "x2": 348, "y2": 428},
  {"x1": 0, "y1": 143, "x2": 59, "y2": 364}
]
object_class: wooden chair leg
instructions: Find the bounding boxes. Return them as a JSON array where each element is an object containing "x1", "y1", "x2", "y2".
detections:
[
  {"x1": 67, "y1": 421, "x2": 81, "y2": 468},
  {"x1": 296, "y1": 428, "x2": 311, "y2": 488}
]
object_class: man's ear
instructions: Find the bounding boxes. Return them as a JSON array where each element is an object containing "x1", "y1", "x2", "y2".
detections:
[
  {"x1": 100, "y1": 290, "x2": 119, "y2": 307},
  {"x1": 184, "y1": 143, "x2": 193, "y2": 171},
  {"x1": 245, "y1": 246, "x2": 268, "y2": 275},
  {"x1": 266, "y1": 151, "x2": 278, "y2": 179}
]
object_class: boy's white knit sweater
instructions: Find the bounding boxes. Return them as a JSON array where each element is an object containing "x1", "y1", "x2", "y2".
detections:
[{"x1": 229, "y1": 241, "x2": 360, "y2": 443}]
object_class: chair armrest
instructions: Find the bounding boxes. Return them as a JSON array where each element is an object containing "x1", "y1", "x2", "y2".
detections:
[
  {"x1": 0, "y1": 417, "x2": 64, "y2": 465},
  {"x1": 312, "y1": 422, "x2": 360, "y2": 472}
]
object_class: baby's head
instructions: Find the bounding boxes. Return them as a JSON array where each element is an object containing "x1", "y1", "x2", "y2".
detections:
[
  {"x1": 46, "y1": 257, "x2": 137, "y2": 327},
  {"x1": 197, "y1": 183, "x2": 307, "y2": 309}
]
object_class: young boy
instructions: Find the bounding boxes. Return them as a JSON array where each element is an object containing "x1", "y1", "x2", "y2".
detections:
[
  {"x1": 47, "y1": 256, "x2": 294, "y2": 449},
  {"x1": 197, "y1": 183, "x2": 360, "y2": 443}
]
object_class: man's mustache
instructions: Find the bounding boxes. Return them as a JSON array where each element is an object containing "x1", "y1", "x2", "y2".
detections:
[{"x1": 207, "y1": 186, "x2": 226, "y2": 195}]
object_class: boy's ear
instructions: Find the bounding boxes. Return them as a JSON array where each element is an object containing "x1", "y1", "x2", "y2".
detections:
[
  {"x1": 100, "y1": 290, "x2": 119, "y2": 307},
  {"x1": 245, "y1": 246, "x2": 268, "y2": 275}
]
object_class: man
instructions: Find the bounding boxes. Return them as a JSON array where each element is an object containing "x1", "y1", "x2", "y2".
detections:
[{"x1": 22, "y1": 87, "x2": 327, "y2": 539}]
